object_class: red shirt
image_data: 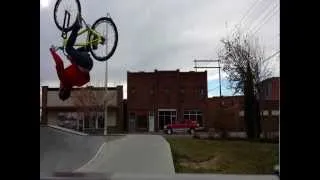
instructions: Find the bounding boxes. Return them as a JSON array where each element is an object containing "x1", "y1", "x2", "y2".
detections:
[{"x1": 50, "y1": 49, "x2": 90, "y2": 88}]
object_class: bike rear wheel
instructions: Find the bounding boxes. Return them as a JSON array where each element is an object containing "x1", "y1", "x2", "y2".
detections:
[
  {"x1": 88, "y1": 17, "x2": 118, "y2": 61},
  {"x1": 54, "y1": 0, "x2": 81, "y2": 32}
]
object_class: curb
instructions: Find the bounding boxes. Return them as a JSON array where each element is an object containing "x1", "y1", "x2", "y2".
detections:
[{"x1": 45, "y1": 125, "x2": 88, "y2": 136}]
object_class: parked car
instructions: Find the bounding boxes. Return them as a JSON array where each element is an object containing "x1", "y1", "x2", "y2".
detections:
[{"x1": 164, "y1": 120, "x2": 200, "y2": 135}]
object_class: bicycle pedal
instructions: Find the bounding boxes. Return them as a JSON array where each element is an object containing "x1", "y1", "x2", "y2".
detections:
[{"x1": 92, "y1": 44, "x2": 98, "y2": 50}]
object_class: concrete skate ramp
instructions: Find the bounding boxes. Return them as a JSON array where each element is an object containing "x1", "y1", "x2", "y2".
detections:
[{"x1": 40, "y1": 126, "x2": 104, "y2": 177}]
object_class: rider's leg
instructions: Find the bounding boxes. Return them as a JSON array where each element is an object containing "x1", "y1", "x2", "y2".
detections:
[
  {"x1": 76, "y1": 46, "x2": 88, "y2": 52},
  {"x1": 65, "y1": 19, "x2": 93, "y2": 71},
  {"x1": 65, "y1": 20, "x2": 81, "y2": 56}
]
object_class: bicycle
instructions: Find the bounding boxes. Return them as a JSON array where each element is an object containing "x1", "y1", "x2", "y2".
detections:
[{"x1": 53, "y1": 0, "x2": 118, "y2": 61}]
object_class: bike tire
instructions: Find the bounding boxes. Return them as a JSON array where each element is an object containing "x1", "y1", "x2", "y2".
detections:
[
  {"x1": 88, "y1": 17, "x2": 118, "y2": 61},
  {"x1": 53, "y1": 0, "x2": 81, "y2": 32}
]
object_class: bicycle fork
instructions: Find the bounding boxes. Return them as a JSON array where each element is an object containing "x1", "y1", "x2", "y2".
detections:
[{"x1": 61, "y1": 10, "x2": 71, "y2": 39}]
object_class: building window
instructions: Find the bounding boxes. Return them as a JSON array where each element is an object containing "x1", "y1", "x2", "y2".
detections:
[
  {"x1": 239, "y1": 110, "x2": 244, "y2": 117},
  {"x1": 158, "y1": 110, "x2": 177, "y2": 130},
  {"x1": 265, "y1": 85, "x2": 269, "y2": 97},
  {"x1": 106, "y1": 111, "x2": 117, "y2": 126},
  {"x1": 263, "y1": 110, "x2": 269, "y2": 116},
  {"x1": 183, "y1": 110, "x2": 203, "y2": 126},
  {"x1": 200, "y1": 89, "x2": 204, "y2": 96},
  {"x1": 137, "y1": 115, "x2": 148, "y2": 129},
  {"x1": 268, "y1": 84, "x2": 272, "y2": 98},
  {"x1": 131, "y1": 88, "x2": 136, "y2": 94},
  {"x1": 98, "y1": 115, "x2": 104, "y2": 128},
  {"x1": 265, "y1": 84, "x2": 272, "y2": 98},
  {"x1": 271, "y1": 110, "x2": 279, "y2": 116},
  {"x1": 129, "y1": 112, "x2": 136, "y2": 119},
  {"x1": 199, "y1": 89, "x2": 205, "y2": 99}
]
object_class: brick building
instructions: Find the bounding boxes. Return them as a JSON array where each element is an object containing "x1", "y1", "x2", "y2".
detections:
[
  {"x1": 41, "y1": 86, "x2": 125, "y2": 134},
  {"x1": 260, "y1": 77, "x2": 280, "y2": 101},
  {"x1": 207, "y1": 96, "x2": 245, "y2": 131},
  {"x1": 207, "y1": 77, "x2": 279, "y2": 137},
  {"x1": 259, "y1": 77, "x2": 279, "y2": 134},
  {"x1": 127, "y1": 70, "x2": 207, "y2": 132}
]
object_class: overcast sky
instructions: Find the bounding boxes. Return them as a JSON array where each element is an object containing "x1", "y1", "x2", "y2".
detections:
[{"x1": 40, "y1": 0, "x2": 279, "y2": 98}]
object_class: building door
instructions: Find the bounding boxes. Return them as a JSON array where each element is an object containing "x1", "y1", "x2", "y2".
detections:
[
  {"x1": 158, "y1": 109, "x2": 177, "y2": 130},
  {"x1": 79, "y1": 119, "x2": 83, "y2": 132},
  {"x1": 129, "y1": 112, "x2": 136, "y2": 132},
  {"x1": 148, "y1": 111, "x2": 155, "y2": 132}
]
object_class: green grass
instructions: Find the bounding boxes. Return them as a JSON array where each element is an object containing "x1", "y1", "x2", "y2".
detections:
[{"x1": 166, "y1": 137, "x2": 279, "y2": 174}]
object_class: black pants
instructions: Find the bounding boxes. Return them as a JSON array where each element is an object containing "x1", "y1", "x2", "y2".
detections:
[{"x1": 66, "y1": 25, "x2": 93, "y2": 71}]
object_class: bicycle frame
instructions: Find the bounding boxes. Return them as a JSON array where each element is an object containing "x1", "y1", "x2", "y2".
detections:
[{"x1": 61, "y1": 14, "x2": 104, "y2": 49}]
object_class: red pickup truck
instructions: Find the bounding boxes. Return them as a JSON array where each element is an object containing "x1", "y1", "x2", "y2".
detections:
[{"x1": 164, "y1": 120, "x2": 200, "y2": 135}]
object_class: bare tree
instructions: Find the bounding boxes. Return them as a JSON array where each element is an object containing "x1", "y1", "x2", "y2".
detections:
[
  {"x1": 71, "y1": 86, "x2": 115, "y2": 134},
  {"x1": 218, "y1": 29, "x2": 272, "y2": 139}
]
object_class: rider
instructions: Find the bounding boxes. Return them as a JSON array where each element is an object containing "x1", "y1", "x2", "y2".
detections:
[{"x1": 50, "y1": 15, "x2": 93, "y2": 101}]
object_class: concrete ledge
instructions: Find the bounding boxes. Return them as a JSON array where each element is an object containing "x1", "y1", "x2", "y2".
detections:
[
  {"x1": 195, "y1": 131, "x2": 279, "y2": 139},
  {"x1": 40, "y1": 126, "x2": 104, "y2": 176},
  {"x1": 46, "y1": 125, "x2": 88, "y2": 136}
]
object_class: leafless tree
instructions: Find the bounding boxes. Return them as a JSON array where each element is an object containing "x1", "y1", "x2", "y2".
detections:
[
  {"x1": 218, "y1": 29, "x2": 272, "y2": 139},
  {"x1": 71, "y1": 86, "x2": 115, "y2": 133},
  {"x1": 219, "y1": 30, "x2": 272, "y2": 94}
]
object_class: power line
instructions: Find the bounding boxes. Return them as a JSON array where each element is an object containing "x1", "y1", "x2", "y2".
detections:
[
  {"x1": 250, "y1": 3, "x2": 279, "y2": 34},
  {"x1": 242, "y1": 0, "x2": 275, "y2": 33},
  {"x1": 264, "y1": 50, "x2": 280, "y2": 61},
  {"x1": 245, "y1": 3, "x2": 276, "y2": 35},
  {"x1": 238, "y1": 0, "x2": 260, "y2": 26},
  {"x1": 231, "y1": 0, "x2": 274, "y2": 36},
  {"x1": 266, "y1": 33, "x2": 280, "y2": 48},
  {"x1": 242, "y1": 0, "x2": 269, "y2": 27},
  {"x1": 229, "y1": 0, "x2": 261, "y2": 36}
]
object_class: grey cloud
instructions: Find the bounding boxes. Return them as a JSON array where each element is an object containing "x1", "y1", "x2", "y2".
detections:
[{"x1": 41, "y1": 0, "x2": 279, "y2": 88}]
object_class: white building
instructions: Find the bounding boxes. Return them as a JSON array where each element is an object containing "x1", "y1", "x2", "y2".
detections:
[{"x1": 40, "y1": 86, "x2": 124, "y2": 134}]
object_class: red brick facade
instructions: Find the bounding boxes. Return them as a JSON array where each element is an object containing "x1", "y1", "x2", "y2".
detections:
[
  {"x1": 261, "y1": 77, "x2": 280, "y2": 100},
  {"x1": 207, "y1": 96, "x2": 244, "y2": 131},
  {"x1": 207, "y1": 96, "x2": 279, "y2": 133},
  {"x1": 206, "y1": 77, "x2": 279, "y2": 134},
  {"x1": 127, "y1": 70, "x2": 207, "y2": 132},
  {"x1": 127, "y1": 72, "x2": 279, "y2": 134}
]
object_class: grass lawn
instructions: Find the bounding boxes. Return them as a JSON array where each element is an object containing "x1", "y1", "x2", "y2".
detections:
[{"x1": 166, "y1": 137, "x2": 279, "y2": 174}]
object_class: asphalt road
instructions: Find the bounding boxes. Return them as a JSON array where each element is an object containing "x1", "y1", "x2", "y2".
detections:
[{"x1": 40, "y1": 126, "x2": 105, "y2": 177}]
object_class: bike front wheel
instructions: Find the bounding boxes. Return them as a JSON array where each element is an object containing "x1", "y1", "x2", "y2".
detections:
[
  {"x1": 88, "y1": 17, "x2": 118, "y2": 61},
  {"x1": 53, "y1": 0, "x2": 81, "y2": 32}
]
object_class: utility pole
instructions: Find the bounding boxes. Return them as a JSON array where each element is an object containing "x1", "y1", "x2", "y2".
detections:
[
  {"x1": 104, "y1": 13, "x2": 110, "y2": 136},
  {"x1": 218, "y1": 59, "x2": 221, "y2": 97},
  {"x1": 194, "y1": 59, "x2": 222, "y2": 97}
]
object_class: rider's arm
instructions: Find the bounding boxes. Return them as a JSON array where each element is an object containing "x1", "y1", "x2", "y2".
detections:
[{"x1": 49, "y1": 48, "x2": 65, "y2": 81}]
